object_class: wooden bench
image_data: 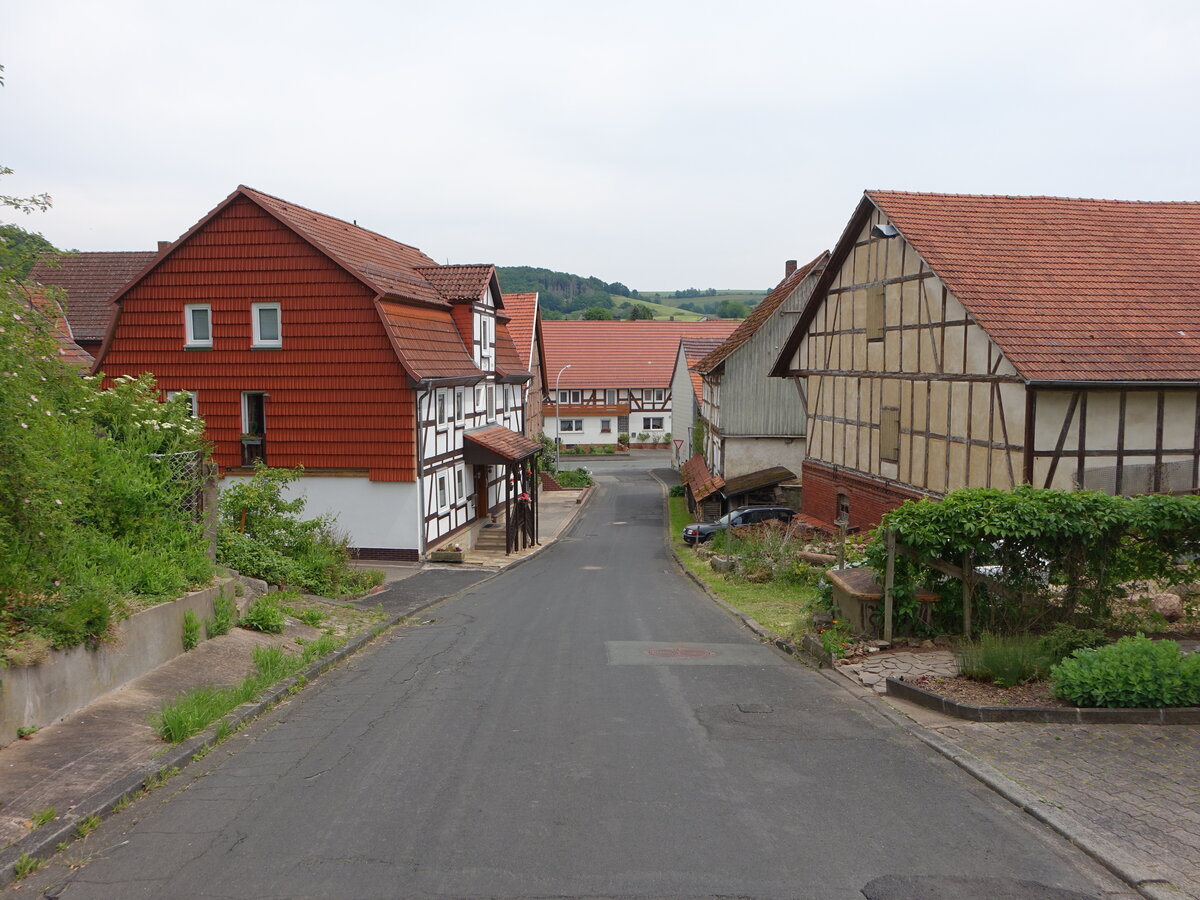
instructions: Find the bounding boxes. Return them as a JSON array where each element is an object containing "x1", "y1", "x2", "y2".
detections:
[{"x1": 825, "y1": 567, "x2": 939, "y2": 636}]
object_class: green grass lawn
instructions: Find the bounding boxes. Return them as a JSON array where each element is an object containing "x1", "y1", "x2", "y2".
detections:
[{"x1": 667, "y1": 495, "x2": 817, "y2": 641}]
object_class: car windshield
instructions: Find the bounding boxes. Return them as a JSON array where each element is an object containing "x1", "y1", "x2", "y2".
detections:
[{"x1": 713, "y1": 512, "x2": 734, "y2": 527}]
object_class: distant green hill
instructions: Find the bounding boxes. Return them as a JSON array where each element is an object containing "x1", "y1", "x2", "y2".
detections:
[{"x1": 496, "y1": 266, "x2": 765, "y2": 320}]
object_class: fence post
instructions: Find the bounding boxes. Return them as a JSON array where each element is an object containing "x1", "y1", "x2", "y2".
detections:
[
  {"x1": 962, "y1": 550, "x2": 973, "y2": 637},
  {"x1": 883, "y1": 529, "x2": 896, "y2": 642},
  {"x1": 202, "y1": 461, "x2": 219, "y2": 562}
]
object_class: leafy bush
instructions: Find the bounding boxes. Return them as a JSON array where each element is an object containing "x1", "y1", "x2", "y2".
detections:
[
  {"x1": 0, "y1": 287, "x2": 213, "y2": 652},
  {"x1": 554, "y1": 467, "x2": 593, "y2": 489},
  {"x1": 868, "y1": 486, "x2": 1200, "y2": 636},
  {"x1": 217, "y1": 463, "x2": 376, "y2": 596},
  {"x1": 240, "y1": 594, "x2": 286, "y2": 634},
  {"x1": 1036, "y1": 622, "x2": 1108, "y2": 665},
  {"x1": 668, "y1": 484, "x2": 686, "y2": 497},
  {"x1": 1051, "y1": 634, "x2": 1200, "y2": 708},
  {"x1": 181, "y1": 610, "x2": 200, "y2": 650},
  {"x1": 956, "y1": 632, "x2": 1053, "y2": 686}
]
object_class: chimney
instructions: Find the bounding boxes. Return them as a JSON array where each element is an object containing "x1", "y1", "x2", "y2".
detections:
[
  {"x1": 784, "y1": 259, "x2": 797, "y2": 278},
  {"x1": 157, "y1": 241, "x2": 172, "y2": 253}
]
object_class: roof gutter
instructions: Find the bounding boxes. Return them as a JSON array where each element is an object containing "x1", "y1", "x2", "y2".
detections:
[{"x1": 1025, "y1": 380, "x2": 1200, "y2": 390}]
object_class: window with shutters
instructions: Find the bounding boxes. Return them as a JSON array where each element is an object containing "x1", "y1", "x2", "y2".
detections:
[{"x1": 880, "y1": 406, "x2": 900, "y2": 462}]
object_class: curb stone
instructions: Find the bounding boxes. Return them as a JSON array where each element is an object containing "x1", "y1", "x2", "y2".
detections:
[
  {"x1": 0, "y1": 497, "x2": 601, "y2": 889},
  {"x1": 650, "y1": 470, "x2": 1177, "y2": 900}
]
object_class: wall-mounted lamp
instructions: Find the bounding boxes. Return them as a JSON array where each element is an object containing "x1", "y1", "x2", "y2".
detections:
[{"x1": 870, "y1": 223, "x2": 899, "y2": 238}]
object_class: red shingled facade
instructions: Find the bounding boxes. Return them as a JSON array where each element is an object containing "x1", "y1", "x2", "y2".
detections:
[{"x1": 100, "y1": 194, "x2": 418, "y2": 480}]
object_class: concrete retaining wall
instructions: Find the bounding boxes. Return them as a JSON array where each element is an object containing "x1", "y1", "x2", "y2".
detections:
[{"x1": 1, "y1": 578, "x2": 246, "y2": 742}]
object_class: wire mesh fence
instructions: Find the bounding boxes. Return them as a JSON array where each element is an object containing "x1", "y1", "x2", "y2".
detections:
[{"x1": 147, "y1": 449, "x2": 209, "y2": 519}]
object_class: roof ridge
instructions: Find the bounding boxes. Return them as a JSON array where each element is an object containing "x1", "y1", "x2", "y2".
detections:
[
  {"x1": 866, "y1": 188, "x2": 1200, "y2": 206},
  {"x1": 237, "y1": 185, "x2": 428, "y2": 254}
]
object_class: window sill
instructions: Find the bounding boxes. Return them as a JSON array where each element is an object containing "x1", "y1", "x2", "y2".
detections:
[
  {"x1": 250, "y1": 344, "x2": 283, "y2": 350},
  {"x1": 183, "y1": 344, "x2": 212, "y2": 350}
]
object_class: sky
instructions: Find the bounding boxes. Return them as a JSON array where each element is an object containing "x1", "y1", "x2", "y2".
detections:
[{"x1": 3, "y1": 1, "x2": 1200, "y2": 291}]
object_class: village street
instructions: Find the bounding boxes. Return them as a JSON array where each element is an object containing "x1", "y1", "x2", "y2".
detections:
[{"x1": 20, "y1": 457, "x2": 1131, "y2": 899}]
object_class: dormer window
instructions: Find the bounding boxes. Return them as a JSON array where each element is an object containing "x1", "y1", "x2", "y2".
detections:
[{"x1": 184, "y1": 304, "x2": 212, "y2": 348}]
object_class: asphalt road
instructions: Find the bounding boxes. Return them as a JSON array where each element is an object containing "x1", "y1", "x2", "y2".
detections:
[{"x1": 24, "y1": 457, "x2": 1130, "y2": 899}]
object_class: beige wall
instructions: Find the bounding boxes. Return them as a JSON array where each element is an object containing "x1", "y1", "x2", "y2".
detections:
[{"x1": 797, "y1": 208, "x2": 1024, "y2": 495}]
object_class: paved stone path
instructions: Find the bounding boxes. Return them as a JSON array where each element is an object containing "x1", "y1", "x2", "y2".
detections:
[
  {"x1": 836, "y1": 649, "x2": 959, "y2": 693},
  {"x1": 934, "y1": 720, "x2": 1200, "y2": 899}
]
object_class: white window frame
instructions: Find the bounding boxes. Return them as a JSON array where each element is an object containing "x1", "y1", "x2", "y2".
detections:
[
  {"x1": 455, "y1": 388, "x2": 464, "y2": 422},
  {"x1": 600, "y1": 418, "x2": 612, "y2": 433},
  {"x1": 455, "y1": 466, "x2": 465, "y2": 504},
  {"x1": 166, "y1": 390, "x2": 199, "y2": 417},
  {"x1": 558, "y1": 390, "x2": 569, "y2": 403},
  {"x1": 642, "y1": 416, "x2": 664, "y2": 430},
  {"x1": 606, "y1": 389, "x2": 617, "y2": 404},
  {"x1": 251, "y1": 302, "x2": 281, "y2": 348},
  {"x1": 184, "y1": 304, "x2": 212, "y2": 348},
  {"x1": 561, "y1": 418, "x2": 584, "y2": 432},
  {"x1": 437, "y1": 473, "x2": 450, "y2": 512},
  {"x1": 653, "y1": 388, "x2": 665, "y2": 403},
  {"x1": 487, "y1": 384, "x2": 496, "y2": 421},
  {"x1": 435, "y1": 390, "x2": 448, "y2": 429}
]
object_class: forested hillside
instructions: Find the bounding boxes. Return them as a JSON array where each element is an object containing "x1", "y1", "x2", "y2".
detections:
[{"x1": 496, "y1": 266, "x2": 765, "y2": 320}]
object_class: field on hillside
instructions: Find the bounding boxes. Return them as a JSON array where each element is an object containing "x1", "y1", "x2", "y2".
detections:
[{"x1": 638, "y1": 290, "x2": 767, "y2": 313}]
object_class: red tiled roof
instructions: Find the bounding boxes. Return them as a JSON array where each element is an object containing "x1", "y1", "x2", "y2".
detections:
[
  {"x1": 694, "y1": 252, "x2": 827, "y2": 374},
  {"x1": 867, "y1": 191, "x2": 1200, "y2": 383},
  {"x1": 680, "y1": 453, "x2": 724, "y2": 501},
  {"x1": 502, "y1": 293, "x2": 539, "y2": 370},
  {"x1": 28, "y1": 251, "x2": 157, "y2": 343},
  {"x1": 417, "y1": 264, "x2": 495, "y2": 303},
  {"x1": 494, "y1": 319, "x2": 530, "y2": 381},
  {"x1": 377, "y1": 300, "x2": 482, "y2": 382},
  {"x1": 25, "y1": 287, "x2": 95, "y2": 369},
  {"x1": 240, "y1": 187, "x2": 446, "y2": 306},
  {"x1": 679, "y1": 337, "x2": 727, "y2": 404},
  {"x1": 465, "y1": 425, "x2": 541, "y2": 461},
  {"x1": 542, "y1": 321, "x2": 738, "y2": 389}
]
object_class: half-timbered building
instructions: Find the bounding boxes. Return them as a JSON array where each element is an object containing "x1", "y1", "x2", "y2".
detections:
[
  {"x1": 694, "y1": 253, "x2": 827, "y2": 481},
  {"x1": 670, "y1": 336, "x2": 728, "y2": 467},
  {"x1": 541, "y1": 320, "x2": 737, "y2": 447},
  {"x1": 771, "y1": 191, "x2": 1200, "y2": 530},
  {"x1": 96, "y1": 186, "x2": 538, "y2": 560},
  {"x1": 501, "y1": 292, "x2": 547, "y2": 436}
]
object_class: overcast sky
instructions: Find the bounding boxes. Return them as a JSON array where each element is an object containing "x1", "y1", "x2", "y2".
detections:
[{"x1": 3, "y1": 1, "x2": 1199, "y2": 290}]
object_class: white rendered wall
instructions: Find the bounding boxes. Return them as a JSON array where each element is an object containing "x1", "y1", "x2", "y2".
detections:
[
  {"x1": 723, "y1": 436, "x2": 807, "y2": 481},
  {"x1": 219, "y1": 475, "x2": 421, "y2": 550}
]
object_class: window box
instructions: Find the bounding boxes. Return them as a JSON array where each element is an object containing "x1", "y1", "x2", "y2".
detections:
[{"x1": 429, "y1": 549, "x2": 464, "y2": 563}]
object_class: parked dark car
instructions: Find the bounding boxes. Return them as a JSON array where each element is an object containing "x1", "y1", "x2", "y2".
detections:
[{"x1": 681, "y1": 506, "x2": 796, "y2": 545}]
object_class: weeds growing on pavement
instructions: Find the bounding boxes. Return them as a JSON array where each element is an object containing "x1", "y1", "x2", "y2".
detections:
[
  {"x1": 13, "y1": 853, "x2": 40, "y2": 879},
  {"x1": 204, "y1": 589, "x2": 238, "y2": 637},
  {"x1": 75, "y1": 815, "x2": 100, "y2": 838},
  {"x1": 153, "y1": 632, "x2": 340, "y2": 743},
  {"x1": 143, "y1": 766, "x2": 179, "y2": 791},
  {"x1": 29, "y1": 807, "x2": 55, "y2": 829},
  {"x1": 182, "y1": 610, "x2": 201, "y2": 650}
]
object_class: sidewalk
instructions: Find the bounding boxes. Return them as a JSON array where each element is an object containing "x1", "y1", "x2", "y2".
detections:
[
  {"x1": 0, "y1": 485, "x2": 592, "y2": 884},
  {"x1": 824, "y1": 649, "x2": 1200, "y2": 899}
]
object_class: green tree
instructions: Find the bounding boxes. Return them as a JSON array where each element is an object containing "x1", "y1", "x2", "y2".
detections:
[
  {"x1": 628, "y1": 304, "x2": 655, "y2": 320},
  {"x1": 716, "y1": 300, "x2": 749, "y2": 318},
  {"x1": 582, "y1": 307, "x2": 613, "y2": 320}
]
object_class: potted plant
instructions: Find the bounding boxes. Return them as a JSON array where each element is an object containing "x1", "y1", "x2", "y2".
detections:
[{"x1": 429, "y1": 543, "x2": 465, "y2": 563}]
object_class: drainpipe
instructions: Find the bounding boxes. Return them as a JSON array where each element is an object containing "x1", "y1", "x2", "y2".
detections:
[{"x1": 416, "y1": 383, "x2": 429, "y2": 558}]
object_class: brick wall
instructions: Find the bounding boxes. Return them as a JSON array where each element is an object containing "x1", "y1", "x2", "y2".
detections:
[{"x1": 802, "y1": 461, "x2": 927, "y2": 531}]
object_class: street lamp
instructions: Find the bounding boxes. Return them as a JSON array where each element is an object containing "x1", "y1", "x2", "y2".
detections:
[{"x1": 554, "y1": 364, "x2": 572, "y2": 473}]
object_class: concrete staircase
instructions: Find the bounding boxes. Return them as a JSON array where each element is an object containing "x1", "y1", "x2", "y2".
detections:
[{"x1": 474, "y1": 520, "x2": 507, "y2": 553}]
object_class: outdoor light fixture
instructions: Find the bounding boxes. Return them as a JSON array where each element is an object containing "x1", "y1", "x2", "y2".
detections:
[
  {"x1": 554, "y1": 364, "x2": 572, "y2": 472},
  {"x1": 870, "y1": 223, "x2": 899, "y2": 238}
]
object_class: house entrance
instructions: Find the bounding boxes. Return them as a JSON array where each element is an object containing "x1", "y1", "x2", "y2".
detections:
[{"x1": 474, "y1": 466, "x2": 489, "y2": 520}]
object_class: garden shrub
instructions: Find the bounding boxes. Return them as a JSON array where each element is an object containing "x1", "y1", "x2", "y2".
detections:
[
  {"x1": 1051, "y1": 634, "x2": 1200, "y2": 708},
  {"x1": 554, "y1": 467, "x2": 593, "y2": 489},
  {"x1": 868, "y1": 486, "x2": 1200, "y2": 636},
  {"x1": 217, "y1": 463, "x2": 378, "y2": 596},
  {"x1": 1036, "y1": 622, "x2": 1108, "y2": 665},
  {"x1": 240, "y1": 594, "x2": 286, "y2": 635},
  {"x1": 668, "y1": 484, "x2": 686, "y2": 497},
  {"x1": 956, "y1": 632, "x2": 1053, "y2": 686}
]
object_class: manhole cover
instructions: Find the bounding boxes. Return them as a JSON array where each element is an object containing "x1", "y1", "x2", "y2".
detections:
[{"x1": 646, "y1": 647, "x2": 718, "y2": 659}]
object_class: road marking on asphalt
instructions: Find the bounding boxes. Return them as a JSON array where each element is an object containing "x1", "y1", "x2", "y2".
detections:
[
  {"x1": 581, "y1": 566, "x2": 604, "y2": 570},
  {"x1": 605, "y1": 641, "x2": 787, "y2": 666}
]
